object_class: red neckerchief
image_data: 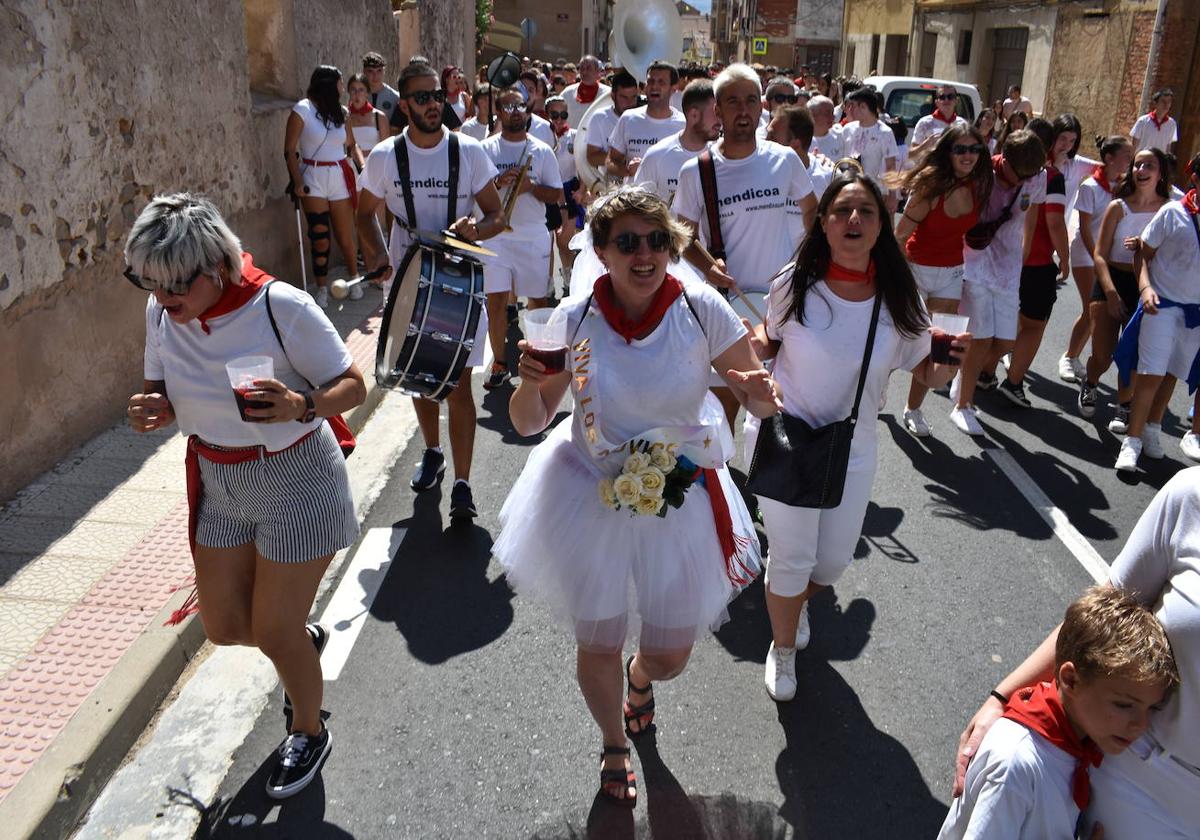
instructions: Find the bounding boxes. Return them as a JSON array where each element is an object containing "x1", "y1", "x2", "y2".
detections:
[
  {"x1": 1002, "y1": 681, "x2": 1104, "y2": 810},
  {"x1": 1092, "y1": 164, "x2": 1114, "y2": 195},
  {"x1": 349, "y1": 101, "x2": 373, "y2": 116},
  {"x1": 196, "y1": 252, "x2": 272, "y2": 334},
  {"x1": 592, "y1": 273, "x2": 683, "y2": 344},
  {"x1": 826, "y1": 260, "x2": 876, "y2": 284},
  {"x1": 1183, "y1": 189, "x2": 1199, "y2": 216},
  {"x1": 932, "y1": 109, "x2": 955, "y2": 125},
  {"x1": 553, "y1": 121, "x2": 570, "y2": 137},
  {"x1": 576, "y1": 81, "x2": 600, "y2": 104},
  {"x1": 1148, "y1": 110, "x2": 1170, "y2": 130}
]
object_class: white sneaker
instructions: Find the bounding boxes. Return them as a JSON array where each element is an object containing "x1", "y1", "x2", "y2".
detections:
[
  {"x1": 1058, "y1": 354, "x2": 1080, "y2": 383},
  {"x1": 794, "y1": 603, "x2": 811, "y2": 650},
  {"x1": 314, "y1": 287, "x2": 330, "y2": 309},
  {"x1": 1181, "y1": 431, "x2": 1200, "y2": 462},
  {"x1": 1115, "y1": 436, "x2": 1142, "y2": 472},
  {"x1": 903, "y1": 408, "x2": 932, "y2": 437},
  {"x1": 949, "y1": 372, "x2": 962, "y2": 405},
  {"x1": 1001, "y1": 353, "x2": 1012, "y2": 371},
  {"x1": 1142, "y1": 423, "x2": 1165, "y2": 459},
  {"x1": 765, "y1": 642, "x2": 797, "y2": 701},
  {"x1": 348, "y1": 281, "x2": 364, "y2": 301},
  {"x1": 949, "y1": 405, "x2": 984, "y2": 436}
]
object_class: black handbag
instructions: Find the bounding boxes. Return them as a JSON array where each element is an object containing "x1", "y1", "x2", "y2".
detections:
[
  {"x1": 964, "y1": 185, "x2": 1021, "y2": 250},
  {"x1": 746, "y1": 293, "x2": 882, "y2": 509}
]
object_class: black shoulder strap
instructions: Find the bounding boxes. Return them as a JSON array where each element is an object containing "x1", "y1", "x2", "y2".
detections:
[
  {"x1": 698, "y1": 149, "x2": 725, "y2": 260},
  {"x1": 446, "y1": 132, "x2": 460, "y2": 228},
  {"x1": 848, "y1": 293, "x2": 884, "y2": 425},
  {"x1": 263, "y1": 282, "x2": 317, "y2": 390},
  {"x1": 680, "y1": 287, "x2": 707, "y2": 337},
  {"x1": 393, "y1": 136, "x2": 418, "y2": 230}
]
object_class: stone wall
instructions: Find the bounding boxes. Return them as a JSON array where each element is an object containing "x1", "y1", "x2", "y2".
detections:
[{"x1": 0, "y1": 0, "x2": 398, "y2": 503}]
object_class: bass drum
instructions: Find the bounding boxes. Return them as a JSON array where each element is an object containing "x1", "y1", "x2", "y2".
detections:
[{"x1": 375, "y1": 239, "x2": 486, "y2": 401}]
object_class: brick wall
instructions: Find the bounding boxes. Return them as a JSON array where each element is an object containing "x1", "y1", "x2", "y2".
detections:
[{"x1": 1113, "y1": 11, "x2": 1157, "y2": 135}]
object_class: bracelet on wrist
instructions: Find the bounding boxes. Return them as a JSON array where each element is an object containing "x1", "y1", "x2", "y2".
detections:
[{"x1": 989, "y1": 689, "x2": 1009, "y2": 706}]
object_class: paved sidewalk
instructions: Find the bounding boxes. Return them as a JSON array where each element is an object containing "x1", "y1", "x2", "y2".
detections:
[{"x1": 0, "y1": 275, "x2": 391, "y2": 839}]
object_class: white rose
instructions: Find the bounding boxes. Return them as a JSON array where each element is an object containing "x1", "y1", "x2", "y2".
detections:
[
  {"x1": 638, "y1": 466, "x2": 666, "y2": 497},
  {"x1": 623, "y1": 452, "x2": 651, "y2": 475},
  {"x1": 613, "y1": 473, "x2": 643, "y2": 507},
  {"x1": 649, "y1": 449, "x2": 675, "y2": 472},
  {"x1": 598, "y1": 478, "x2": 619, "y2": 509},
  {"x1": 634, "y1": 495, "x2": 664, "y2": 516}
]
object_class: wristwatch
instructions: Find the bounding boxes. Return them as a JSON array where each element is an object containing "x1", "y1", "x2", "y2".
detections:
[{"x1": 298, "y1": 392, "x2": 317, "y2": 424}]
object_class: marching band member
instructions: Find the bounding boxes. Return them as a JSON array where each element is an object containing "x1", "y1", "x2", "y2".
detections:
[
  {"x1": 561, "y1": 55, "x2": 609, "y2": 128},
  {"x1": 606, "y1": 61, "x2": 686, "y2": 181},
  {"x1": 632, "y1": 79, "x2": 719, "y2": 203},
  {"x1": 765, "y1": 104, "x2": 836, "y2": 204},
  {"x1": 357, "y1": 63, "x2": 505, "y2": 518},
  {"x1": 546, "y1": 95, "x2": 583, "y2": 276},
  {"x1": 585, "y1": 71, "x2": 640, "y2": 186}
]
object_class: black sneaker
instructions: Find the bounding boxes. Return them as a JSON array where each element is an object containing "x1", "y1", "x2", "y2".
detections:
[
  {"x1": 411, "y1": 448, "x2": 446, "y2": 491},
  {"x1": 977, "y1": 372, "x2": 999, "y2": 391},
  {"x1": 283, "y1": 624, "x2": 330, "y2": 732},
  {"x1": 998, "y1": 377, "x2": 1031, "y2": 408},
  {"x1": 1107, "y1": 402, "x2": 1131, "y2": 435},
  {"x1": 1077, "y1": 383, "x2": 1097, "y2": 418},
  {"x1": 265, "y1": 727, "x2": 332, "y2": 799},
  {"x1": 449, "y1": 480, "x2": 478, "y2": 519},
  {"x1": 483, "y1": 365, "x2": 512, "y2": 391}
]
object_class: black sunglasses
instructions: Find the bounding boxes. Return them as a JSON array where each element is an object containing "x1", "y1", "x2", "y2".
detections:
[
  {"x1": 612, "y1": 230, "x2": 671, "y2": 254},
  {"x1": 952, "y1": 144, "x2": 987, "y2": 155},
  {"x1": 769, "y1": 93, "x2": 799, "y2": 104},
  {"x1": 499, "y1": 101, "x2": 529, "y2": 114},
  {"x1": 936, "y1": 94, "x2": 958, "y2": 101},
  {"x1": 548, "y1": 110, "x2": 569, "y2": 120},
  {"x1": 124, "y1": 265, "x2": 206, "y2": 295},
  {"x1": 404, "y1": 89, "x2": 446, "y2": 105}
]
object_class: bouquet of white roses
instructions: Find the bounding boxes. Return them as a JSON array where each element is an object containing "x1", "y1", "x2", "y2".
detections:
[{"x1": 598, "y1": 449, "x2": 701, "y2": 518}]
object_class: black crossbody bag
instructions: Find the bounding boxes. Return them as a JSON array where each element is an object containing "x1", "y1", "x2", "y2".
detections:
[{"x1": 746, "y1": 292, "x2": 882, "y2": 508}]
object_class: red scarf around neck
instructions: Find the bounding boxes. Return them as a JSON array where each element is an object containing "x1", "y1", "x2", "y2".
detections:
[
  {"x1": 1002, "y1": 681, "x2": 1104, "y2": 810},
  {"x1": 1092, "y1": 164, "x2": 1114, "y2": 195},
  {"x1": 197, "y1": 253, "x2": 271, "y2": 334},
  {"x1": 1183, "y1": 189, "x2": 1199, "y2": 216},
  {"x1": 826, "y1": 260, "x2": 876, "y2": 284},
  {"x1": 1148, "y1": 110, "x2": 1171, "y2": 130},
  {"x1": 349, "y1": 101, "x2": 374, "y2": 116},
  {"x1": 932, "y1": 109, "x2": 956, "y2": 125},
  {"x1": 576, "y1": 81, "x2": 600, "y2": 104},
  {"x1": 592, "y1": 273, "x2": 682, "y2": 344}
]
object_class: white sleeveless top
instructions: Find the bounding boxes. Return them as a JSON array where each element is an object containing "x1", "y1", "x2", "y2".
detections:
[
  {"x1": 293, "y1": 99, "x2": 349, "y2": 162},
  {"x1": 1108, "y1": 199, "x2": 1158, "y2": 265},
  {"x1": 351, "y1": 118, "x2": 381, "y2": 154}
]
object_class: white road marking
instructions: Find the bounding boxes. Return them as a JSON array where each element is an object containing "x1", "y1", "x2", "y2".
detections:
[
  {"x1": 985, "y1": 449, "x2": 1109, "y2": 584},
  {"x1": 317, "y1": 526, "x2": 405, "y2": 680}
]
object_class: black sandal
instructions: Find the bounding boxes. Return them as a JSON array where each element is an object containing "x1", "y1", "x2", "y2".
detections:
[
  {"x1": 599, "y1": 745, "x2": 637, "y2": 805},
  {"x1": 623, "y1": 654, "x2": 656, "y2": 738}
]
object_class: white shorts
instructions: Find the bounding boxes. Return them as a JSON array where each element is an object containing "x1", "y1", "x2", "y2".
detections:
[
  {"x1": 1069, "y1": 235, "x2": 1094, "y2": 268},
  {"x1": 757, "y1": 468, "x2": 876, "y2": 597},
  {"x1": 912, "y1": 263, "x2": 964, "y2": 301},
  {"x1": 1136, "y1": 307, "x2": 1200, "y2": 379},
  {"x1": 960, "y1": 279, "x2": 1019, "y2": 341},
  {"x1": 1083, "y1": 731, "x2": 1200, "y2": 839},
  {"x1": 484, "y1": 233, "x2": 553, "y2": 298},
  {"x1": 301, "y1": 163, "x2": 351, "y2": 202}
]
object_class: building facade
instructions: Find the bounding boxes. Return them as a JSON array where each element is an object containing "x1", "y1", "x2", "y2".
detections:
[
  {"x1": 678, "y1": 2, "x2": 714, "y2": 64},
  {"x1": 843, "y1": 0, "x2": 915, "y2": 77},
  {"x1": 485, "y1": 1, "x2": 608, "y2": 64}
]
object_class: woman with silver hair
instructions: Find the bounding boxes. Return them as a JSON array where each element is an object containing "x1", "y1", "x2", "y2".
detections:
[{"x1": 124, "y1": 193, "x2": 365, "y2": 799}]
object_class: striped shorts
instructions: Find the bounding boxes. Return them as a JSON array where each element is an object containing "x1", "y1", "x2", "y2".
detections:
[{"x1": 196, "y1": 423, "x2": 358, "y2": 563}]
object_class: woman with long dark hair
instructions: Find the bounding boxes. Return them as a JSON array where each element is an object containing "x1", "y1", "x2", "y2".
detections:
[
  {"x1": 994, "y1": 111, "x2": 1028, "y2": 151},
  {"x1": 745, "y1": 174, "x2": 970, "y2": 700},
  {"x1": 284, "y1": 65, "x2": 360, "y2": 308},
  {"x1": 892, "y1": 124, "x2": 993, "y2": 436},
  {"x1": 974, "y1": 110, "x2": 997, "y2": 153},
  {"x1": 441, "y1": 65, "x2": 473, "y2": 122}
]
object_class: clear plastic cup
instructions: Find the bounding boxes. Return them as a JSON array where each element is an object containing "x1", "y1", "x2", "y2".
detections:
[
  {"x1": 225, "y1": 356, "x2": 274, "y2": 422},
  {"x1": 930, "y1": 313, "x2": 969, "y2": 365},
  {"x1": 522, "y1": 308, "x2": 569, "y2": 374}
]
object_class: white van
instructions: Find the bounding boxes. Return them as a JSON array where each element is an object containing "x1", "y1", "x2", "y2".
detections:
[{"x1": 861, "y1": 76, "x2": 984, "y2": 145}]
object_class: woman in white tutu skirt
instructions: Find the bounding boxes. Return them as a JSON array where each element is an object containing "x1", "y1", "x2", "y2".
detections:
[{"x1": 496, "y1": 186, "x2": 782, "y2": 806}]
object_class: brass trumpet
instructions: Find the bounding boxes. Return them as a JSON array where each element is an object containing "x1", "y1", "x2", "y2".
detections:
[{"x1": 500, "y1": 141, "x2": 532, "y2": 231}]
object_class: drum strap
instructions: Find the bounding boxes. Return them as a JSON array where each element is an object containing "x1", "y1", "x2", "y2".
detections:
[
  {"x1": 394, "y1": 132, "x2": 461, "y2": 230},
  {"x1": 698, "y1": 149, "x2": 726, "y2": 261}
]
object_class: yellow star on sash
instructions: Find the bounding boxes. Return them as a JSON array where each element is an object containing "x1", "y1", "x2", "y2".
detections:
[{"x1": 703, "y1": 435, "x2": 712, "y2": 449}]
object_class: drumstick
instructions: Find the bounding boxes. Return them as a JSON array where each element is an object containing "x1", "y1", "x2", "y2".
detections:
[
  {"x1": 330, "y1": 265, "x2": 389, "y2": 300},
  {"x1": 692, "y1": 242, "x2": 765, "y2": 323}
]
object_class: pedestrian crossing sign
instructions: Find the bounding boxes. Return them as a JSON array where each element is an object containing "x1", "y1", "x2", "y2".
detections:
[{"x1": 752, "y1": 37, "x2": 768, "y2": 56}]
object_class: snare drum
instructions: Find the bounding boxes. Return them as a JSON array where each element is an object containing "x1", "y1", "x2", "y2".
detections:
[{"x1": 376, "y1": 239, "x2": 486, "y2": 401}]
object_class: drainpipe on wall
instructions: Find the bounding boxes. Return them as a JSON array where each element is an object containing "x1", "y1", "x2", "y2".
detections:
[{"x1": 1139, "y1": 0, "x2": 1168, "y2": 112}]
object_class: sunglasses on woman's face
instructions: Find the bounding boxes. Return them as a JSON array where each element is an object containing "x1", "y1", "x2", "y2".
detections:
[
  {"x1": 548, "y1": 110, "x2": 569, "y2": 120},
  {"x1": 404, "y1": 89, "x2": 446, "y2": 105},
  {"x1": 952, "y1": 144, "x2": 987, "y2": 155},
  {"x1": 124, "y1": 265, "x2": 206, "y2": 295},
  {"x1": 612, "y1": 230, "x2": 671, "y2": 254}
]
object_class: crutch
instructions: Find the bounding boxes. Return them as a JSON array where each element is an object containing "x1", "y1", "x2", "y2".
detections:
[{"x1": 294, "y1": 205, "x2": 309, "y2": 295}]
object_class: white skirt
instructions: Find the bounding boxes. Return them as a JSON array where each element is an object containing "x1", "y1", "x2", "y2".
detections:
[{"x1": 494, "y1": 422, "x2": 761, "y2": 652}]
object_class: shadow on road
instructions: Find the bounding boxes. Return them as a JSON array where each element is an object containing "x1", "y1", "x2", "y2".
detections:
[
  {"x1": 714, "y1": 584, "x2": 875, "y2": 666},
  {"x1": 369, "y1": 485, "x2": 514, "y2": 664},
  {"x1": 197, "y1": 752, "x2": 350, "y2": 838}
]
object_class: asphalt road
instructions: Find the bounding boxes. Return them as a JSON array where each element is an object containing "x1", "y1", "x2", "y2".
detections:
[{"x1": 195, "y1": 289, "x2": 1196, "y2": 840}]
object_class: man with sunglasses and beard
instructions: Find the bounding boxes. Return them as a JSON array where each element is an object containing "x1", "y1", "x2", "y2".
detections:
[
  {"x1": 909, "y1": 85, "x2": 968, "y2": 161},
  {"x1": 357, "y1": 63, "x2": 505, "y2": 518},
  {"x1": 479, "y1": 86, "x2": 564, "y2": 390},
  {"x1": 756, "y1": 77, "x2": 800, "y2": 140}
]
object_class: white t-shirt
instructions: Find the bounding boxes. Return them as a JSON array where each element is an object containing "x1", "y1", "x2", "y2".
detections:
[
  {"x1": 1070, "y1": 176, "x2": 1112, "y2": 255},
  {"x1": 555, "y1": 127, "x2": 578, "y2": 183},
  {"x1": 810, "y1": 127, "x2": 844, "y2": 162},
  {"x1": 586, "y1": 106, "x2": 620, "y2": 153},
  {"x1": 143, "y1": 282, "x2": 353, "y2": 451},
  {"x1": 938, "y1": 717, "x2": 1081, "y2": 840},
  {"x1": 962, "y1": 170, "x2": 1047, "y2": 291},
  {"x1": 841, "y1": 120, "x2": 899, "y2": 184},
  {"x1": 1142, "y1": 200, "x2": 1200, "y2": 307},
  {"x1": 674, "y1": 141, "x2": 816, "y2": 292},
  {"x1": 669, "y1": 90, "x2": 683, "y2": 112},
  {"x1": 911, "y1": 113, "x2": 968, "y2": 149},
  {"x1": 608, "y1": 106, "x2": 687, "y2": 164},
  {"x1": 561, "y1": 82, "x2": 610, "y2": 127},
  {"x1": 528, "y1": 113, "x2": 556, "y2": 149},
  {"x1": 1060, "y1": 155, "x2": 1099, "y2": 215},
  {"x1": 764, "y1": 279, "x2": 929, "y2": 471},
  {"x1": 480, "y1": 134, "x2": 562, "y2": 237},
  {"x1": 292, "y1": 99, "x2": 349, "y2": 162},
  {"x1": 806, "y1": 154, "x2": 834, "y2": 203},
  {"x1": 1108, "y1": 466, "x2": 1200, "y2": 768},
  {"x1": 360, "y1": 127, "x2": 497, "y2": 256},
  {"x1": 459, "y1": 116, "x2": 489, "y2": 142},
  {"x1": 1130, "y1": 113, "x2": 1179, "y2": 153},
  {"x1": 633, "y1": 131, "x2": 706, "y2": 202}
]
